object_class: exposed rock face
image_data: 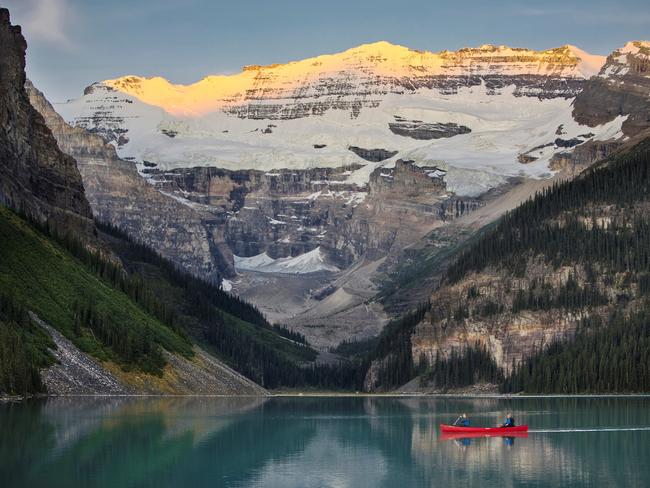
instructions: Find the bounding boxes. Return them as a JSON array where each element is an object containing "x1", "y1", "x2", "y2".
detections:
[
  {"x1": 148, "y1": 160, "x2": 480, "y2": 271},
  {"x1": 573, "y1": 41, "x2": 650, "y2": 137},
  {"x1": 0, "y1": 9, "x2": 92, "y2": 232},
  {"x1": 518, "y1": 132, "x2": 621, "y2": 172},
  {"x1": 26, "y1": 81, "x2": 234, "y2": 280},
  {"x1": 98, "y1": 43, "x2": 598, "y2": 121},
  {"x1": 409, "y1": 263, "x2": 585, "y2": 376},
  {"x1": 548, "y1": 140, "x2": 622, "y2": 172},
  {"x1": 388, "y1": 119, "x2": 471, "y2": 140},
  {"x1": 147, "y1": 165, "x2": 362, "y2": 264},
  {"x1": 56, "y1": 41, "x2": 611, "y2": 179}
]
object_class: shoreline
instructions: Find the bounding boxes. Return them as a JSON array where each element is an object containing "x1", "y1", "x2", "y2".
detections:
[{"x1": 4, "y1": 392, "x2": 650, "y2": 402}]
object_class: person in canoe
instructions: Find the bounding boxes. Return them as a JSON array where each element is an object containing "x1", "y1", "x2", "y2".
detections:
[
  {"x1": 452, "y1": 413, "x2": 470, "y2": 427},
  {"x1": 501, "y1": 413, "x2": 516, "y2": 428}
]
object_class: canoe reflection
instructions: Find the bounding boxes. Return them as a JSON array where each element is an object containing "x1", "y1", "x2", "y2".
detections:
[{"x1": 440, "y1": 431, "x2": 529, "y2": 442}]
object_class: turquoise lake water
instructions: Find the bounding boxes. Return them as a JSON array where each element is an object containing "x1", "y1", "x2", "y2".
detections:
[{"x1": 2, "y1": 396, "x2": 649, "y2": 487}]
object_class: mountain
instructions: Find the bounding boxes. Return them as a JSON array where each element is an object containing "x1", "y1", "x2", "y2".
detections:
[
  {"x1": 3, "y1": 3, "x2": 650, "y2": 395},
  {"x1": 52, "y1": 39, "x2": 645, "y2": 347},
  {"x1": 59, "y1": 41, "x2": 614, "y2": 180},
  {"x1": 573, "y1": 41, "x2": 650, "y2": 138}
]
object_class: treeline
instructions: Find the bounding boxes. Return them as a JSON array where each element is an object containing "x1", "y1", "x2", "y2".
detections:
[
  {"x1": 420, "y1": 342, "x2": 503, "y2": 390},
  {"x1": 44, "y1": 215, "x2": 317, "y2": 385},
  {"x1": 303, "y1": 360, "x2": 368, "y2": 391},
  {"x1": 0, "y1": 292, "x2": 51, "y2": 395},
  {"x1": 368, "y1": 140, "x2": 650, "y2": 393},
  {"x1": 202, "y1": 310, "x2": 366, "y2": 389},
  {"x1": 25, "y1": 212, "x2": 188, "y2": 340},
  {"x1": 203, "y1": 311, "x2": 304, "y2": 387},
  {"x1": 331, "y1": 337, "x2": 379, "y2": 358},
  {"x1": 447, "y1": 141, "x2": 650, "y2": 282},
  {"x1": 503, "y1": 309, "x2": 650, "y2": 393}
]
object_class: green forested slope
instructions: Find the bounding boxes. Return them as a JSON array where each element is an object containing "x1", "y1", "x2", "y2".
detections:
[{"x1": 0, "y1": 206, "x2": 193, "y2": 381}]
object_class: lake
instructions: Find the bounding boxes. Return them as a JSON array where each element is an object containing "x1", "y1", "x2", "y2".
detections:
[{"x1": 2, "y1": 396, "x2": 649, "y2": 487}]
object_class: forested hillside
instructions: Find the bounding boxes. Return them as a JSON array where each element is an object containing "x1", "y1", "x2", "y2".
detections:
[
  {"x1": 0, "y1": 203, "x2": 368, "y2": 394},
  {"x1": 366, "y1": 137, "x2": 650, "y2": 393}
]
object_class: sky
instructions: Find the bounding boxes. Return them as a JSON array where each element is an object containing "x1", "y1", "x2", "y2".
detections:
[{"x1": 4, "y1": 0, "x2": 650, "y2": 102}]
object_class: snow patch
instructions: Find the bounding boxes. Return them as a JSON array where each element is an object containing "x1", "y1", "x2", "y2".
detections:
[{"x1": 234, "y1": 247, "x2": 339, "y2": 274}]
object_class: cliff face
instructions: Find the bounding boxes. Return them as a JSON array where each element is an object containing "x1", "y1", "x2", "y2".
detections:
[
  {"x1": 409, "y1": 264, "x2": 584, "y2": 377},
  {"x1": 26, "y1": 81, "x2": 234, "y2": 281},
  {"x1": 0, "y1": 9, "x2": 92, "y2": 231},
  {"x1": 145, "y1": 159, "x2": 479, "y2": 270}
]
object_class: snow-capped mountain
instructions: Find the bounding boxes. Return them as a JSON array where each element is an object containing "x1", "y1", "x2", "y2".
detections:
[
  {"x1": 49, "y1": 40, "x2": 650, "y2": 345},
  {"x1": 57, "y1": 42, "x2": 624, "y2": 196}
]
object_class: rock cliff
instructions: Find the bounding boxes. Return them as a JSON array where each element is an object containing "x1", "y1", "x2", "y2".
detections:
[{"x1": 0, "y1": 8, "x2": 92, "y2": 232}]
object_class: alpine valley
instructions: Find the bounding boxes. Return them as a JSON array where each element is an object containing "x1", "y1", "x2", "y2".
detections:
[{"x1": 2, "y1": 5, "x2": 650, "y2": 396}]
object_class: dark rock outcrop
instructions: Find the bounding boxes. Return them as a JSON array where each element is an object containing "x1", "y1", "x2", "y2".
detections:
[
  {"x1": 388, "y1": 119, "x2": 471, "y2": 140},
  {"x1": 0, "y1": 9, "x2": 92, "y2": 232},
  {"x1": 348, "y1": 146, "x2": 398, "y2": 162}
]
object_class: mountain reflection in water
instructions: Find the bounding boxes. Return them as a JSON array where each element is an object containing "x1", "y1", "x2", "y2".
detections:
[{"x1": 2, "y1": 396, "x2": 650, "y2": 487}]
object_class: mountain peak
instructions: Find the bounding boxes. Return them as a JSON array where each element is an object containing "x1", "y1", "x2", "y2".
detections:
[{"x1": 598, "y1": 40, "x2": 650, "y2": 78}]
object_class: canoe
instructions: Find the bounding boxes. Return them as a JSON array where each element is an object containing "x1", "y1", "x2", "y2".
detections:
[{"x1": 439, "y1": 424, "x2": 528, "y2": 434}]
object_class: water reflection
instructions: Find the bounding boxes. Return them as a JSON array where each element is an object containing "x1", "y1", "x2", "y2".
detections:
[{"x1": 2, "y1": 396, "x2": 649, "y2": 487}]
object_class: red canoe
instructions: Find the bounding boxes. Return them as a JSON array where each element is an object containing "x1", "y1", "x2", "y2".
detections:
[{"x1": 440, "y1": 424, "x2": 528, "y2": 434}]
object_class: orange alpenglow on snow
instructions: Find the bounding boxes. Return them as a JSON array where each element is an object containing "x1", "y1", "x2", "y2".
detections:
[{"x1": 102, "y1": 41, "x2": 606, "y2": 117}]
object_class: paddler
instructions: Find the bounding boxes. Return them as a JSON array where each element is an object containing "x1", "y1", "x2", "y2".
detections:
[
  {"x1": 501, "y1": 413, "x2": 515, "y2": 428},
  {"x1": 452, "y1": 413, "x2": 470, "y2": 427}
]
